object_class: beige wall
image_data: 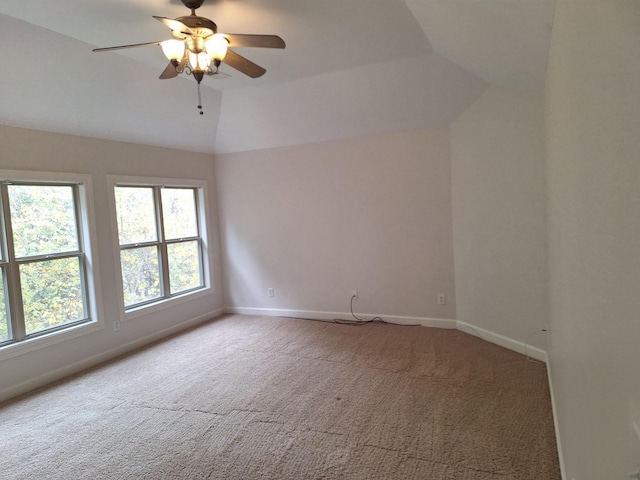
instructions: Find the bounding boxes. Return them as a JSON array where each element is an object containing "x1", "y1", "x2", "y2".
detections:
[
  {"x1": 546, "y1": 0, "x2": 640, "y2": 477},
  {"x1": 0, "y1": 125, "x2": 225, "y2": 401},
  {"x1": 215, "y1": 128, "x2": 456, "y2": 321},
  {"x1": 1, "y1": 89, "x2": 553, "y2": 404},
  {"x1": 451, "y1": 86, "x2": 548, "y2": 349}
]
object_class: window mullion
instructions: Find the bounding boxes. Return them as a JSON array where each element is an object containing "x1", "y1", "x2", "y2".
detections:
[
  {"x1": 15, "y1": 251, "x2": 83, "y2": 264},
  {"x1": 155, "y1": 186, "x2": 171, "y2": 298},
  {"x1": 165, "y1": 236, "x2": 199, "y2": 245},
  {"x1": 0, "y1": 185, "x2": 25, "y2": 341},
  {"x1": 119, "y1": 240, "x2": 161, "y2": 250}
]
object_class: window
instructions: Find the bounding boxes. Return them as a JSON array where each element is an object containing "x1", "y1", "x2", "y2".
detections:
[
  {"x1": 113, "y1": 183, "x2": 207, "y2": 311},
  {"x1": 0, "y1": 177, "x2": 98, "y2": 348}
]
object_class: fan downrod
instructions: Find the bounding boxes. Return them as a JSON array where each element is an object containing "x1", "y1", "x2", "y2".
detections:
[{"x1": 182, "y1": 0, "x2": 205, "y2": 10}]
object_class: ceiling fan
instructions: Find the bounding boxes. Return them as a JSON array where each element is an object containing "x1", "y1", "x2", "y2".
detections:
[{"x1": 93, "y1": 0, "x2": 285, "y2": 114}]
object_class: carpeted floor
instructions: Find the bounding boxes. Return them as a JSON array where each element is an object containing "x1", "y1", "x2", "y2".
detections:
[{"x1": 0, "y1": 314, "x2": 560, "y2": 479}]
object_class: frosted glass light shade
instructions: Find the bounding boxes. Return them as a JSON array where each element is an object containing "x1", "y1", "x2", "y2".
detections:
[
  {"x1": 205, "y1": 34, "x2": 228, "y2": 61},
  {"x1": 188, "y1": 51, "x2": 211, "y2": 71},
  {"x1": 161, "y1": 40, "x2": 185, "y2": 61}
]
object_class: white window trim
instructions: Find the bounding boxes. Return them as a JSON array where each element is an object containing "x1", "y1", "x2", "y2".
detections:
[
  {"x1": 106, "y1": 174, "x2": 214, "y2": 322},
  {"x1": 0, "y1": 170, "x2": 104, "y2": 361}
]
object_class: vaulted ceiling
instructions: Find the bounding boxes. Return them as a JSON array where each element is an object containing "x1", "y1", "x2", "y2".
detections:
[{"x1": 0, "y1": 0, "x2": 556, "y2": 154}]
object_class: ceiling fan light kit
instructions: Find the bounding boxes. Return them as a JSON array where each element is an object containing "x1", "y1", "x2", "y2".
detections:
[{"x1": 93, "y1": 0, "x2": 285, "y2": 115}]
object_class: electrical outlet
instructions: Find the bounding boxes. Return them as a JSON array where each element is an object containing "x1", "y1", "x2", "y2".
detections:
[
  {"x1": 113, "y1": 320, "x2": 120, "y2": 332},
  {"x1": 438, "y1": 294, "x2": 446, "y2": 305},
  {"x1": 352, "y1": 290, "x2": 358, "y2": 300},
  {"x1": 268, "y1": 288, "x2": 274, "y2": 297}
]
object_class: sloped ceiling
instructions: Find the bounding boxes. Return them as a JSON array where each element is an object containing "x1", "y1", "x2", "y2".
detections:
[
  {"x1": 0, "y1": 0, "x2": 555, "y2": 154},
  {"x1": 406, "y1": 0, "x2": 556, "y2": 94}
]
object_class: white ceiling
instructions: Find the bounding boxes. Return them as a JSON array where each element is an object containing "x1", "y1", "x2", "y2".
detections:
[{"x1": 0, "y1": 0, "x2": 555, "y2": 154}]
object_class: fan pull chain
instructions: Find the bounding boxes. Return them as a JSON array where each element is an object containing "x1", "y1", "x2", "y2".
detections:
[{"x1": 197, "y1": 83, "x2": 204, "y2": 115}]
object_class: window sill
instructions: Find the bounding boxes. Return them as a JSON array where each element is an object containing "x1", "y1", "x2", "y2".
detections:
[
  {"x1": 0, "y1": 320, "x2": 104, "y2": 361},
  {"x1": 121, "y1": 286, "x2": 213, "y2": 322}
]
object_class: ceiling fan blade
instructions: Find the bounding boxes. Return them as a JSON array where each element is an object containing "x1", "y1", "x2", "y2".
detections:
[
  {"x1": 92, "y1": 41, "x2": 163, "y2": 53},
  {"x1": 222, "y1": 49, "x2": 266, "y2": 78},
  {"x1": 153, "y1": 16, "x2": 194, "y2": 37},
  {"x1": 224, "y1": 34, "x2": 285, "y2": 49},
  {"x1": 159, "y1": 57, "x2": 187, "y2": 79},
  {"x1": 159, "y1": 62, "x2": 179, "y2": 79}
]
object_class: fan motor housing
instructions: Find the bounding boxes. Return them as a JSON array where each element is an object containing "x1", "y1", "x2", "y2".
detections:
[{"x1": 174, "y1": 15, "x2": 217, "y2": 38}]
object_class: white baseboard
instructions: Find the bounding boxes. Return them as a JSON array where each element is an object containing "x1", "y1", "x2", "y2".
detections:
[
  {"x1": 545, "y1": 357, "x2": 567, "y2": 479},
  {"x1": 456, "y1": 320, "x2": 548, "y2": 363},
  {"x1": 0, "y1": 307, "x2": 226, "y2": 403},
  {"x1": 226, "y1": 307, "x2": 548, "y2": 364},
  {"x1": 225, "y1": 306, "x2": 457, "y2": 329}
]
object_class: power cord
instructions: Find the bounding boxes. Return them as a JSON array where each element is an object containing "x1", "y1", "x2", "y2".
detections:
[
  {"x1": 332, "y1": 295, "x2": 420, "y2": 327},
  {"x1": 457, "y1": 323, "x2": 487, "y2": 341},
  {"x1": 281, "y1": 295, "x2": 421, "y2": 327}
]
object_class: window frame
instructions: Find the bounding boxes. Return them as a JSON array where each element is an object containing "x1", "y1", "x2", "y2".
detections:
[
  {"x1": 0, "y1": 170, "x2": 104, "y2": 361},
  {"x1": 107, "y1": 175, "x2": 213, "y2": 321}
]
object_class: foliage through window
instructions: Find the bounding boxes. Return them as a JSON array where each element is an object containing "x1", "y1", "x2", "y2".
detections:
[
  {"x1": 0, "y1": 182, "x2": 92, "y2": 345},
  {"x1": 114, "y1": 185, "x2": 204, "y2": 309}
]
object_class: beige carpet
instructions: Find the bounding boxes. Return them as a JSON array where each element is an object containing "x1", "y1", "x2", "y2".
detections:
[{"x1": 0, "y1": 314, "x2": 560, "y2": 479}]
